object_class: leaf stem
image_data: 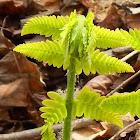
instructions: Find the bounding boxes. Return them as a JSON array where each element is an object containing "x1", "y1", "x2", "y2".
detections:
[{"x1": 63, "y1": 57, "x2": 76, "y2": 140}]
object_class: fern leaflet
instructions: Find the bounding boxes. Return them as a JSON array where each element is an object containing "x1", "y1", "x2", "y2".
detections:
[
  {"x1": 100, "y1": 89, "x2": 140, "y2": 117},
  {"x1": 21, "y1": 15, "x2": 70, "y2": 40},
  {"x1": 90, "y1": 49, "x2": 134, "y2": 75},
  {"x1": 93, "y1": 26, "x2": 129, "y2": 49},
  {"x1": 40, "y1": 91, "x2": 67, "y2": 140},
  {"x1": 13, "y1": 40, "x2": 64, "y2": 68},
  {"x1": 72, "y1": 87, "x2": 123, "y2": 127},
  {"x1": 121, "y1": 29, "x2": 140, "y2": 51}
]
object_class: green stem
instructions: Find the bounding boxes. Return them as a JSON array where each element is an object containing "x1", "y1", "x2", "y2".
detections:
[{"x1": 63, "y1": 57, "x2": 76, "y2": 140}]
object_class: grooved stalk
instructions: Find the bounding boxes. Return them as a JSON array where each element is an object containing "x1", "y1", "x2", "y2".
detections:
[{"x1": 63, "y1": 57, "x2": 76, "y2": 140}]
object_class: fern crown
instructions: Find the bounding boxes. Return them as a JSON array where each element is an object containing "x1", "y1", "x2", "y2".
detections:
[{"x1": 14, "y1": 11, "x2": 134, "y2": 75}]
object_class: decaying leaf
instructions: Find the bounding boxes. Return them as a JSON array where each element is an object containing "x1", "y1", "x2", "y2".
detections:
[
  {"x1": 0, "y1": 79, "x2": 29, "y2": 107},
  {"x1": 72, "y1": 121, "x2": 106, "y2": 140},
  {"x1": 32, "y1": 0, "x2": 62, "y2": 12},
  {"x1": 98, "y1": 4, "x2": 127, "y2": 30},
  {"x1": 0, "y1": 0, "x2": 26, "y2": 15},
  {"x1": 0, "y1": 51, "x2": 43, "y2": 92},
  {"x1": 84, "y1": 74, "x2": 120, "y2": 96},
  {"x1": 126, "y1": 13, "x2": 140, "y2": 29}
]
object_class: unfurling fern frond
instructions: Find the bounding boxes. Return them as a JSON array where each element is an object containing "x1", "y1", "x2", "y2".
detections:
[
  {"x1": 100, "y1": 89, "x2": 140, "y2": 117},
  {"x1": 90, "y1": 49, "x2": 134, "y2": 75},
  {"x1": 21, "y1": 15, "x2": 70, "y2": 40},
  {"x1": 40, "y1": 92, "x2": 67, "y2": 140},
  {"x1": 93, "y1": 26, "x2": 129, "y2": 49},
  {"x1": 121, "y1": 29, "x2": 140, "y2": 51},
  {"x1": 72, "y1": 87, "x2": 123, "y2": 127},
  {"x1": 13, "y1": 40, "x2": 65, "y2": 68}
]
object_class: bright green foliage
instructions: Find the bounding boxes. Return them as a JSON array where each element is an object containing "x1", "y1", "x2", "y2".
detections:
[
  {"x1": 13, "y1": 40, "x2": 64, "y2": 68},
  {"x1": 100, "y1": 89, "x2": 140, "y2": 117},
  {"x1": 21, "y1": 15, "x2": 70, "y2": 40},
  {"x1": 13, "y1": 40, "x2": 134, "y2": 75},
  {"x1": 90, "y1": 50, "x2": 134, "y2": 75},
  {"x1": 93, "y1": 26, "x2": 128, "y2": 49},
  {"x1": 40, "y1": 91, "x2": 67, "y2": 140},
  {"x1": 13, "y1": 11, "x2": 136, "y2": 140},
  {"x1": 72, "y1": 87, "x2": 123, "y2": 127},
  {"x1": 76, "y1": 49, "x2": 134, "y2": 75},
  {"x1": 121, "y1": 29, "x2": 140, "y2": 51},
  {"x1": 13, "y1": 11, "x2": 134, "y2": 75}
]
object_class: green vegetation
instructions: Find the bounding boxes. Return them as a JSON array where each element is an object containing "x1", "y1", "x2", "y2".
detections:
[{"x1": 14, "y1": 11, "x2": 140, "y2": 140}]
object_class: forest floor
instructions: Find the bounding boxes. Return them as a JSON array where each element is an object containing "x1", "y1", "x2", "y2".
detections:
[{"x1": 0, "y1": 0, "x2": 140, "y2": 140}]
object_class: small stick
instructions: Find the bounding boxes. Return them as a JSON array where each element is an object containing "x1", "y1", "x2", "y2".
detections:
[
  {"x1": 109, "y1": 119, "x2": 140, "y2": 140},
  {"x1": 106, "y1": 70, "x2": 140, "y2": 97},
  {"x1": 0, "y1": 118, "x2": 95, "y2": 140},
  {"x1": 106, "y1": 50, "x2": 139, "y2": 97},
  {"x1": 121, "y1": 50, "x2": 139, "y2": 62}
]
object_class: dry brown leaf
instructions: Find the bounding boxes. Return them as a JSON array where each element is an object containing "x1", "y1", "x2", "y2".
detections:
[
  {"x1": 0, "y1": 44, "x2": 10, "y2": 57},
  {"x1": 72, "y1": 122, "x2": 106, "y2": 140},
  {"x1": 0, "y1": 79, "x2": 29, "y2": 107},
  {"x1": 98, "y1": 4, "x2": 127, "y2": 30},
  {"x1": 0, "y1": 51, "x2": 43, "y2": 91},
  {"x1": 0, "y1": 0, "x2": 26, "y2": 15},
  {"x1": 84, "y1": 74, "x2": 120, "y2": 96},
  {"x1": 0, "y1": 51, "x2": 46, "y2": 109},
  {"x1": 0, "y1": 108, "x2": 10, "y2": 121},
  {"x1": 79, "y1": 0, "x2": 95, "y2": 9},
  {"x1": 32, "y1": 0, "x2": 62, "y2": 12},
  {"x1": 126, "y1": 13, "x2": 140, "y2": 29}
]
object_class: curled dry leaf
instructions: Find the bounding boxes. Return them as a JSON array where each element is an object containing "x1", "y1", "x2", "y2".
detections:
[{"x1": 84, "y1": 74, "x2": 120, "y2": 96}]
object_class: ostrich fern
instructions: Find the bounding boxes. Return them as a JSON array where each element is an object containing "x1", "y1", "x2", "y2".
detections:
[{"x1": 14, "y1": 11, "x2": 137, "y2": 140}]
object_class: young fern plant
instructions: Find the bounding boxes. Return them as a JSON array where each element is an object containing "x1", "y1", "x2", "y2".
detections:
[{"x1": 13, "y1": 11, "x2": 134, "y2": 140}]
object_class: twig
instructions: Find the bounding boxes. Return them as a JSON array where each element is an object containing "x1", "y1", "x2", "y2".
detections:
[
  {"x1": 109, "y1": 119, "x2": 140, "y2": 140},
  {"x1": 106, "y1": 50, "x2": 139, "y2": 97},
  {"x1": 106, "y1": 70, "x2": 140, "y2": 97},
  {"x1": 0, "y1": 118, "x2": 95, "y2": 140},
  {"x1": 121, "y1": 50, "x2": 139, "y2": 62}
]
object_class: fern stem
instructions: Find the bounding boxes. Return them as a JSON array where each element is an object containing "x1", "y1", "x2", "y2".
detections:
[{"x1": 63, "y1": 57, "x2": 76, "y2": 140}]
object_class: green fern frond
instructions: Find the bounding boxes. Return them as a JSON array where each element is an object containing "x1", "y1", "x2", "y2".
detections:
[
  {"x1": 40, "y1": 91, "x2": 67, "y2": 140},
  {"x1": 121, "y1": 29, "x2": 140, "y2": 51},
  {"x1": 72, "y1": 87, "x2": 123, "y2": 127},
  {"x1": 100, "y1": 89, "x2": 140, "y2": 117},
  {"x1": 93, "y1": 26, "x2": 129, "y2": 49},
  {"x1": 13, "y1": 40, "x2": 64, "y2": 68},
  {"x1": 75, "y1": 49, "x2": 134, "y2": 75},
  {"x1": 21, "y1": 15, "x2": 70, "y2": 40},
  {"x1": 90, "y1": 49, "x2": 134, "y2": 75}
]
